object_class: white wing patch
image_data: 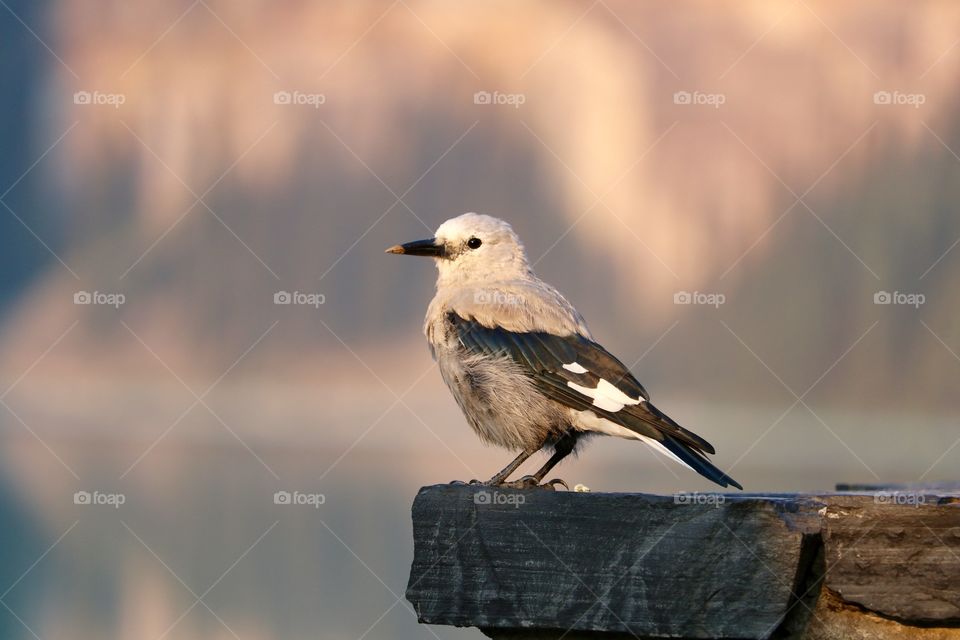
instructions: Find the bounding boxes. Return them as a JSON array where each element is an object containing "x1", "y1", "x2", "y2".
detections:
[
  {"x1": 566, "y1": 377, "x2": 645, "y2": 412},
  {"x1": 562, "y1": 362, "x2": 588, "y2": 374},
  {"x1": 572, "y1": 410, "x2": 693, "y2": 470}
]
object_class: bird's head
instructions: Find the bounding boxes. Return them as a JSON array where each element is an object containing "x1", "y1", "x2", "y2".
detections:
[{"x1": 386, "y1": 213, "x2": 532, "y2": 286}]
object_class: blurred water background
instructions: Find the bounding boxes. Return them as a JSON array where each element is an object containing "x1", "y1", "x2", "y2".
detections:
[{"x1": 1, "y1": 1, "x2": 959, "y2": 638}]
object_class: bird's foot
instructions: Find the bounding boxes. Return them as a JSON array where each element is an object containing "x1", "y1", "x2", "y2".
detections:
[
  {"x1": 498, "y1": 475, "x2": 569, "y2": 490},
  {"x1": 451, "y1": 477, "x2": 570, "y2": 490}
]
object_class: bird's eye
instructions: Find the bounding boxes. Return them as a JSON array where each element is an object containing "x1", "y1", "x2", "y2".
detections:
[{"x1": 467, "y1": 237, "x2": 482, "y2": 249}]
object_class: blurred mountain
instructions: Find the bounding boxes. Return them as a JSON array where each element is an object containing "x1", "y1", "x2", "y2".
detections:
[
  {"x1": 0, "y1": 0, "x2": 67, "y2": 311},
  {"x1": 1, "y1": 0, "x2": 959, "y2": 409}
]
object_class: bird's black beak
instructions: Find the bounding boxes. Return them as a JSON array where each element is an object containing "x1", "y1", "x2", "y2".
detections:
[{"x1": 385, "y1": 237, "x2": 445, "y2": 257}]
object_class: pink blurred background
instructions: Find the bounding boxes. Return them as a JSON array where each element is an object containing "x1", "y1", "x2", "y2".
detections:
[{"x1": 0, "y1": 1, "x2": 958, "y2": 638}]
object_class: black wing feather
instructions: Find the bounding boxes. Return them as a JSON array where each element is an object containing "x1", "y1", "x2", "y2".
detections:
[
  {"x1": 660, "y1": 437, "x2": 743, "y2": 490},
  {"x1": 449, "y1": 313, "x2": 716, "y2": 455}
]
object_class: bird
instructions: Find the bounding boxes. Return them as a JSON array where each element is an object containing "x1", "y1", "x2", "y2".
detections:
[{"x1": 386, "y1": 213, "x2": 742, "y2": 490}]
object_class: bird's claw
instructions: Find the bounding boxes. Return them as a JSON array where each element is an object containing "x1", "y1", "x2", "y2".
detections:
[
  {"x1": 453, "y1": 477, "x2": 570, "y2": 490},
  {"x1": 544, "y1": 478, "x2": 569, "y2": 490},
  {"x1": 498, "y1": 475, "x2": 569, "y2": 490},
  {"x1": 499, "y1": 475, "x2": 539, "y2": 489}
]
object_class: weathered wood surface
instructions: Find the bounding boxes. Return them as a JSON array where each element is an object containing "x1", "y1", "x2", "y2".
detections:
[
  {"x1": 405, "y1": 484, "x2": 960, "y2": 639},
  {"x1": 821, "y1": 493, "x2": 960, "y2": 622}
]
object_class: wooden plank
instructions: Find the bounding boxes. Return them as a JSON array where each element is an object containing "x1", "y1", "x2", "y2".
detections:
[
  {"x1": 820, "y1": 494, "x2": 960, "y2": 623},
  {"x1": 406, "y1": 485, "x2": 820, "y2": 639}
]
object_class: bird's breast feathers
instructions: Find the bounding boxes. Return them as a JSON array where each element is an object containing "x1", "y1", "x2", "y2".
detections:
[{"x1": 424, "y1": 279, "x2": 590, "y2": 343}]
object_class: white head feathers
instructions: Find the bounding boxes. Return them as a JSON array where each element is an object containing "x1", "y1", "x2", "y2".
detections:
[
  {"x1": 432, "y1": 213, "x2": 533, "y2": 287},
  {"x1": 387, "y1": 212, "x2": 590, "y2": 337}
]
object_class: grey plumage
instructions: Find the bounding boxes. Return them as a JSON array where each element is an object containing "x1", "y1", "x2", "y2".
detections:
[{"x1": 387, "y1": 212, "x2": 741, "y2": 489}]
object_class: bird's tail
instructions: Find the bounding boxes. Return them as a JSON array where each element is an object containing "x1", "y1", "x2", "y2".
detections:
[{"x1": 659, "y1": 435, "x2": 743, "y2": 490}]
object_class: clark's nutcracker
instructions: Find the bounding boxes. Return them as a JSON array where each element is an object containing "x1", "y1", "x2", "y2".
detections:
[{"x1": 387, "y1": 213, "x2": 742, "y2": 490}]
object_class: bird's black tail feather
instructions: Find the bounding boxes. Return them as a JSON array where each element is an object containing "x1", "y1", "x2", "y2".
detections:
[{"x1": 661, "y1": 436, "x2": 743, "y2": 490}]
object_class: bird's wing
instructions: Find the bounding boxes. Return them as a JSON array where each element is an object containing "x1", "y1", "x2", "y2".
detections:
[{"x1": 448, "y1": 312, "x2": 716, "y2": 456}]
